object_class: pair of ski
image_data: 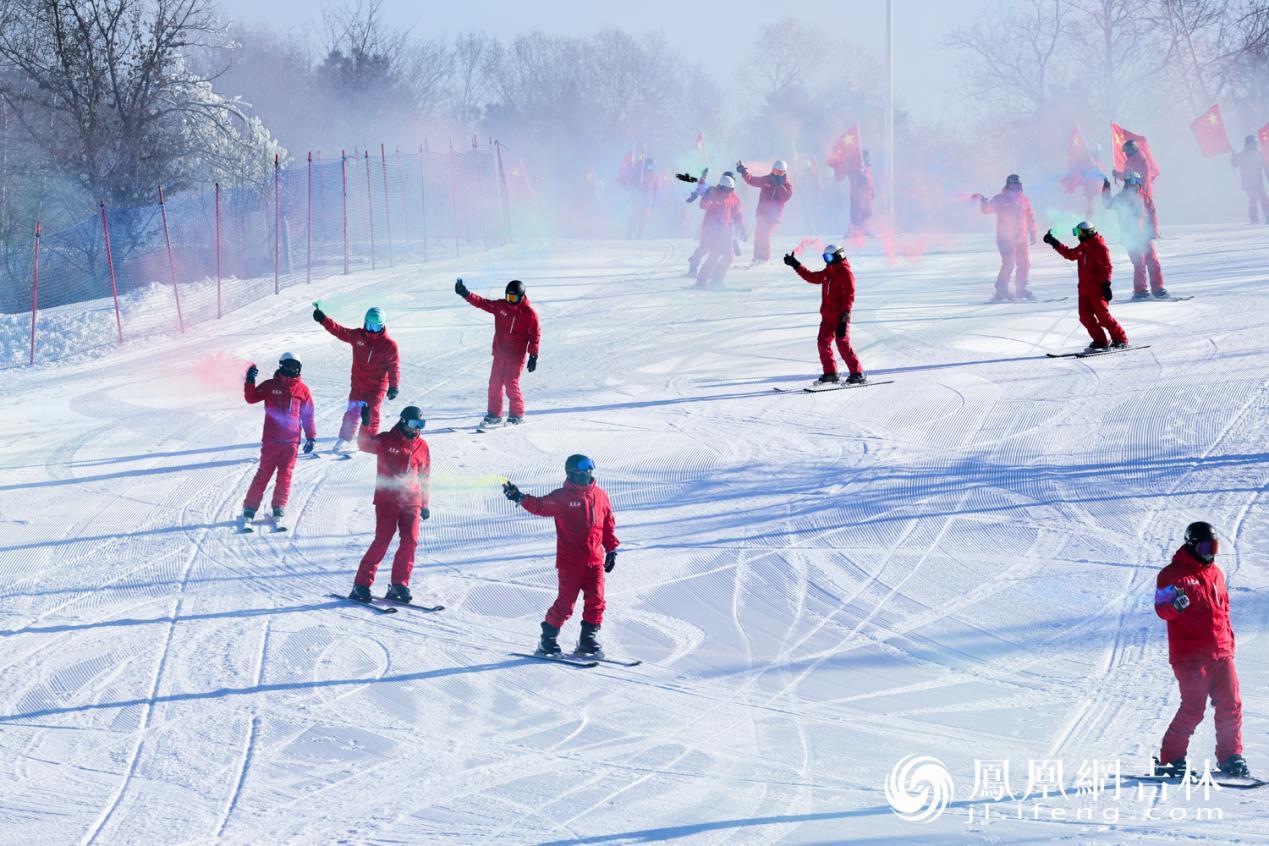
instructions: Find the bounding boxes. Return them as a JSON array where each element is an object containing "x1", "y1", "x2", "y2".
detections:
[
  {"x1": 237, "y1": 514, "x2": 287, "y2": 533},
  {"x1": 327, "y1": 592, "x2": 444, "y2": 615},
  {"x1": 510, "y1": 651, "x2": 642, "y2": 669},
  {"x1": 773, "y1": 379, "x2": 894, "y2": 394},
  {"x1": 1046, "y1": 344, "x2": 1151, "y2": 359}
]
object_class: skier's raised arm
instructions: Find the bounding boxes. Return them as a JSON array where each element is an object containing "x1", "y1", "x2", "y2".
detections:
[
  {"x1": 456, "y1": 277, "x2": 499, "y2": 313},
  {"x1": 243, "y1": 364, "x2": 262, "y2": 402}
]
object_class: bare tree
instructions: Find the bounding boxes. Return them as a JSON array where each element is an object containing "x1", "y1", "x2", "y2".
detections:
[
  {"x1": 945, "y1": 0, "x2": 1074, "y2": 115},
  {"x1": 1070, "y1": 0, "x2": 1171, "y2": 120},
  {"x1": 449, "y1": 32, "x2": 498, "y2": 131},
  {"x1": 0, "y1": 0, "x2": 276, "y2": 208},
  {"x1": 743, "y1": 18, "x2": 826, "y2": 95}
]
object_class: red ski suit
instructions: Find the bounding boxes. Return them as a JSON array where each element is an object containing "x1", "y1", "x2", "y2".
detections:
[
  {"x1": 354, "y1": 425, "x2": 431, "y2": 588},
  {"x1": 521, "y1": 480, "x2": 620, "y2": 628},
  {"x1": 243, "y1": 374, "x2": 316, "y2": 512},
  {"x1": 320, "y1": 316, "x2": 400, "y2": 440},
  {"x1": 1231, "y1": 146, "x2": 1269, "y2": 223},
  {"x1": 742, "y1": 171, "x2": 793, "y2": 262},
  {"x1": 794, "y1": 260, "x2": 862, "y2": 377},
  {"x1": 981, "y1": 189, "x2": 1037, "y2": 296},
  {"x1": 1114, "y1": 151, "x2": 1159, "y2": 234},
  {"x1": 1103, "y1": 185, "x2": 1163, "y2": 295},
  {"x1": 1050, "y1": 235, "x2": 1128, "y2": 347},
  {"x1": 1155, "y1": 546, "x2": 1242, "y2": 763},
  {"x1": 463, "y1": 293, "x2": 541, "y2": 419},
  {"x1": 697, "y1": 188, "x2": 744, "y2": 286}
]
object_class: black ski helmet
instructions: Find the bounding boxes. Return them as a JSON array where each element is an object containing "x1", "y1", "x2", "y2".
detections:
[
  {"x1": 1185, "y1": 521, "x2": 1218, "y2": 562},
  {"x1": 398, "y1": 405, "x2": 425, "y2": 435},
  {"x1": 279, "y1": 352, "x2": 301, "y2": 377},
  {"x1": 506, "y1": 279, "x2": 526, "y2": 302},
  {"x1": 565, "y1": 453, "x2": 596, "y2": 485},
  {"x1": 1005, "y1": 173, "x2": 1022, "y2": 190}
]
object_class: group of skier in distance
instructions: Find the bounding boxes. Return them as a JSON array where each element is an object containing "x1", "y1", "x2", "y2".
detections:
[{"x1": 228, "y1": 130, "x2": 1255, "y2": 784}]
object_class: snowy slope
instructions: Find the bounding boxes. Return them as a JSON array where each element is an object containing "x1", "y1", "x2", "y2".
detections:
[{"x1": 1, "y1": 226, "x2": 1267, "y2": 845}]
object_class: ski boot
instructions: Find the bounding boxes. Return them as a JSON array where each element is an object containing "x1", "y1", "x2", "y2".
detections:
[
  {"x1": 1084, "y1": 341, "x2": 1109, "y2": 354},
  {"x1": 990, "y1": 289, "x2": 1014, "y2": 303},
  {"x1": 815, "y1": 372, "x2": 840, "y2": 385},
  {"x1": 348, "y1": 584, "x2": 372, "y2": 604},
  {"x1": 385, "y1": 583, "x2": 412, "y2": 604},
  {"x1": 1153, "y1": 757, "x2": 1189, "y2": 778},
  {"x1": 536, "y1": 621, "x2": 562, "y2": 657},
  {"x1": 845, "y1": 372, "x2": 867, "y2": 385},
  {"x1": 1131, "y1": 290, "x2": 1151, "y2": 301},
  {"x1": 270, "y1": 507, "x2": 288, "y2": 532},
  {"x1": 1219, "y1": 754, "x2": 1250, "y2": 778},
  {"x1": 507, "y1": 416, "x2": 524, "y2": 425},
  {"x1": 1015, "y1": 288, "x2": 1036, "y2": 302},
  {"x1": 237, "y1": 508, "x2": 256, "y2": 533},
  {"x1": 576, "y1": 621, "x2": 604, "y2": 657},
  {"x1": 332, "y1": 438, "x2": 351, "y2": 454},
  {"x1": 1110, "y1": 340, "x2": 1129, "y2": 349},
  {"x1": 478, "y1": 414, "x2": 504, "y2": 431},
  {"x1": 1152, "y1": 288, "x2": 1170, "y2": 299}
]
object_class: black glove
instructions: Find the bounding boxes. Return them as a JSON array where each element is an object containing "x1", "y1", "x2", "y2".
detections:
[
  {"x1": 527, "y1": 354, "x2": 537, "y2": 373},
  {"x1": 674, "y1": 172, "x2": 697, "y2": 183},
  {"x1": 245, "y1": 364, "x2": 258, "y2": 384},
  {"x1": 312, "y1": 308, "x2": 325, "y2": 323},
  {"x1": 604, "y1": 550, "x2": 617, "y2": 573},
  {"x1": 359, "y1": 403, "x2": 371, "y2": 426},
  {"x1": 455, "y1": 278, "x2": 469, "y2": 298},
  {"x1": 1102, "y1": 283, "x2": 1113, "y2": 301},
  {"x1": 735, "y1": 161, "x2": 748, "y2": 175},
  {"x1": 502, "y1": 481, "x2": 524, "y2": 503},
  {"x1": 836, "y1": 317, "x2": 847, "y2": 340},
  {"x1": 303, "y1": 438, "x2": 315, "y2": 454},
  {"x1": 1042, "y1": 231, "x2": 1059, "y2": 248},
  {"x1": 783, "y1": 252, "x2": 801, "y2": 268},
  {"x1": 420, "y1": 506, "x2": 430, "y2": 520},
  {"x1": 386, "y1": 386, "x2": 399, "y2": 401}
]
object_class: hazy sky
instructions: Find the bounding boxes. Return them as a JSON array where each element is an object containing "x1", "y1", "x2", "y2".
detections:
[{"x1": 214, "y1": 0, "x2": 995, "y2": 122}]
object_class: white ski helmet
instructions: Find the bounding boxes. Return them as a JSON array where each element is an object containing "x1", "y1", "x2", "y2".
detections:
[
  {"x1": 718, "y1": 174, "x2": 735, "y2": 189},
  {"x1": 771, "y1": 159, "x2": 788, "y2": 174},
  {"x1": 822, "y1": 244, "x2": 845, "y2": 263}
]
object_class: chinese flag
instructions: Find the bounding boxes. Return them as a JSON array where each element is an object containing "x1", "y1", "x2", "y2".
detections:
[
  {"x1": 1259, "y1": 123, "x2": 1269, "y2": 165},
  {"x1": 1189, "y1": 104, "x2": 1233, "y2": 157},
  {"x1": 1111, "y1": 123, "x2": 1160, "y2": 181},
  {"x1": 1059, "y1": 125, "x2": 1097, "y2": 192},
  {"x1": 826, "y1": 125, "x2": 862, "y2": 181}
]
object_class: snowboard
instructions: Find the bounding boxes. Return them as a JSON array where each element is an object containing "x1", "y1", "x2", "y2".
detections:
[
  {"x1": 1046, "y1": 344, "x2": 1151, "y2": 359},
  {"x1": 1124, "y1": 295, "x2": 1193, "y2": 303},
  {"x1": 327, "y1": 592, "x2": 398, "y2": 614},
  {"x1": 511, "y1": 652, "x2": 598, "y2": 669},
  {"x1": 773, "y1": 379, "x2": 894, "y2": 393},
  {"x1": 1132, "y1": 770, "x2": 1265, "y2": 790}
]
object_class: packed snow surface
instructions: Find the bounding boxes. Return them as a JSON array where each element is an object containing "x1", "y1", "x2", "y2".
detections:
[{"x1": 1, "y1": 227, "x2": 1267, "y2": 845}]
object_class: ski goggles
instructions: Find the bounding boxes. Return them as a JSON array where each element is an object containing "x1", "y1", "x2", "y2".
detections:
[
  {"x1": 364, "y1": 319, "x2": 384, "y2": 332},
  {"x1": 573, "y1": 457, "x2": 596, "y2": 472},
  {"x1": 505, "y1": 292, "x2": 522, "y2": 304},
  {"x1": 1194, "y1": 539, "x2": 1219, "y2": 559},
  {"x1": 405, "y1": 417, "x2": 426, "y2": 431}
]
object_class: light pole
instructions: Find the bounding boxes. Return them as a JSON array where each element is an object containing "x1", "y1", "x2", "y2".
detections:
[{"x1": 885, "y1": 0, "x2": 896, "y2": 235}]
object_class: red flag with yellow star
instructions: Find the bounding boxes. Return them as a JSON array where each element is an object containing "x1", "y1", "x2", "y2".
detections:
[
  {"x1": 826, "y1": 125, "x2": 862, "y2": 182},
  {"x1": 1189, "y1": 104, "x2": 1232, "y2": 157},
  {"x1": 1111, "y1": 123, "x2": 1159, "y2": 181},
  {"x1": 1059, "y1": 125, "x2": 1099, "y2": 192}
]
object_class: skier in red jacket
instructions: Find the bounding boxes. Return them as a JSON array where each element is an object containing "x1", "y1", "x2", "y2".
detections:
[
  {"x1": 503, "y1": 454, "x2": 620, "y2": 658},
  {"x1": 1113, "y1": 138, "x2": 1159, "y2": 237},
  {"x1": 1102, "y1": 175, "x2": 1168, "y2": 300},
  {"x1": 455, "y1": 278, "x2": 541, "y2": 429},
  {"x1": 1043, "y1": 222, "x2": 1128, "y2": 352},
  {"x1": 737, "y1": 159, "x2": 792, "y2": 265},
  {"x1": 312, "y1": 304, "x2": 400, "y2": 452},
  {"x1": 782, "y1": 244, "x2": 866, "y2": 384},
  {"x1": 695, "y1": 174, "x2": 746, "y2": 288},
  {"x1": 348, "y1": 405, "x2": 431, "y2": 604},
  {"x1": 1231, "y1": 134, "x2": 1269, "y2": 224},
  {"x1": 975, "y1": 174, "x2": 1038, "y2": 301},
  {"x1": 238, "y1": 353, "x2": 316, "y2": 532},
  {"x1": 1153, "y1": 521, "x2": 1249, "y2": 779}
]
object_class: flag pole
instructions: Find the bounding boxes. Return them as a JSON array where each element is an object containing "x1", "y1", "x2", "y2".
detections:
[{"x1": 885, "y1": 0, "x2": 895, "y2": 235}]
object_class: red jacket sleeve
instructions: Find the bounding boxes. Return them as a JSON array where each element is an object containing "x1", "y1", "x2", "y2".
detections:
[
  {"x1": 980, "y1": 196, "x2": 997, "y2": 215},
  {"x1": 1024, "y1": 197, "x2": 1037, "y2": 236},
  {"x1": 1155, "y1": 573, "x2": 1184, "y2": 621},
  {"x1": 840, "y1": 265, "x2": 857, "y2": 312},
  {"x1": 528, "y1": 307, "x2": 541, "y2": 356},
  {"x1": 244, "y1": 380, "x2": 265, "y2": 404},
  {"x1": 386, "y1": 340, "x2": 400, "y2": 390},
  {"x1": 357, "y1": 427, "x2": 380, "y2": 455},
  {"x1": 321, "y1": 316, "x2": 357, "y2": 343},
  {"x1": 741, "y1": 172, "x2": 769, "y2": 189},
  {"x1": 1051, "y1": 241, "x2": 1080, "y2": 261},
  {"x1": 521, "y1": 488, "x2": 565, "y2": 517},
  {"x1": 793, "y1": 264, "x2": 827, "y2": 286},
  {"x1": 464, "y1": 292, "x2": 499, "y2": 314},
  {"x1": 300, "y1": 385, "x2": 316, "y2": 440},
  {"x1": 417, "y1": 443, "x2": 431, "y2": 509},
  {"x1": 602, "y1": 497, "x2": 619, "y2": 553},
  {"x1": 772, "y1": 180, "x2": 793, "y2": 203}
]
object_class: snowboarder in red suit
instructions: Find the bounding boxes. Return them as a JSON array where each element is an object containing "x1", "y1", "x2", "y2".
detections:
[
  {"x1": 239, "y1": 353, "x2": 315, "y2": 529},
  {"x1": 1043, "y1": 222, "x2": 1128, "y2": 352},
  {"x1": 455, "y1": 277, "x2": 541, "y2": 428},
  {"x1": 975, "y1": 174, "x2": 1038, "y2": 301},
  {"x1": 503, "y1": 454, "x2": 620, "y2": 658},
  {"x1": 312, "y1": 304, "x2": 399, "y2": 452},
  {"x1": 1153, "y1": 521, "x2": 1249, "y2": 779},
  {"x1": 782, "y1": 244, "x2": 866, "y2": 385},
  {"x1": 696, "y1": 174, "x2": 746, "y2": 288},
  {"x1": 1102, "y1": 175, "x2": 1168, "y2": 299},
  {"x1": 1231, "y1": 134, "x2": 1269, "y2": 224},
  {"x1": 1112, "y1": 139, "x2": 1159, "y2": 236},
  {"x1": 348, "y1": 405, "x2": 431, "y2": 604},
  {"x1": 737, "y1": 159, "x2": 792, "y2": 265}
]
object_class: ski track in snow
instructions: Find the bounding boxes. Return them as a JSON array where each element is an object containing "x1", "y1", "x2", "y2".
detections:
[{"x1": 0, "y1": 229, "x2": 1268, "y2": 844}]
